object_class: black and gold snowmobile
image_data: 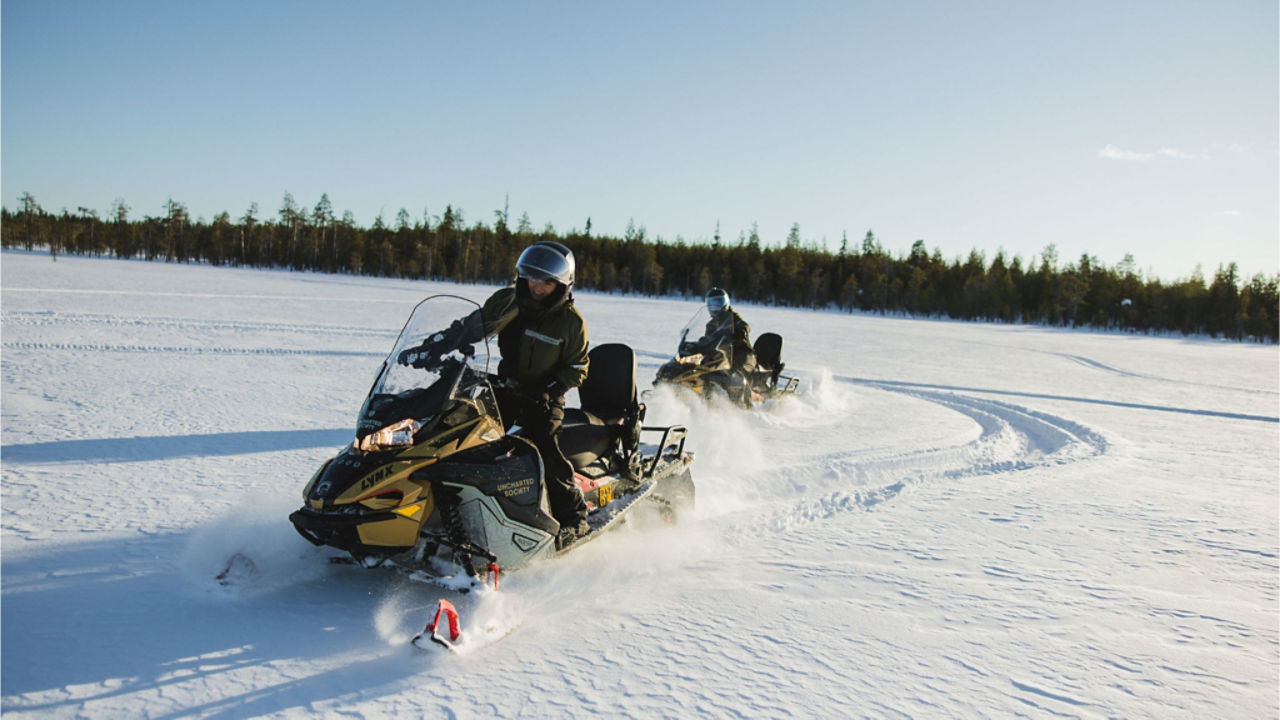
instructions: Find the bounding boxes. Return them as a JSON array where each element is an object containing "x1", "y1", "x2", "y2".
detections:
[
  {"x1": 652, "y1": 306, "x2": 799, "y2": 408},
  {"x1": 289, "y1": 295, "x2": 694, "y2": 580}
]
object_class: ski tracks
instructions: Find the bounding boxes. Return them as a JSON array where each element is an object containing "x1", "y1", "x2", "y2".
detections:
[
  {"x1": 740, "y1": 376, "x2": 1109, "y2": 536},
  {"x1": 1, "y1": 310, "x2": 393, "y2": 358},
  {"x1": 2, "y1": 309, "x2": 395, "y2": 337}
]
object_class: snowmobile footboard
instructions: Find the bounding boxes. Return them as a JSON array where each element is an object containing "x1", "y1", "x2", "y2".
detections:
[{"x1": 639, "y1": 425, "x2": 688, "y2": 479}]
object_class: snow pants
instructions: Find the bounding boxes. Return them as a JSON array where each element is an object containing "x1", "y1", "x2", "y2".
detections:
[{"x1": 493, "y1": 385, "x2": 588, "y2": 529}]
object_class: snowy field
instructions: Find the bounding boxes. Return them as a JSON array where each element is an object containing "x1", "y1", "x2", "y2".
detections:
[{"x1": 2, "y1": 250, "x2": 1277, "y2": 719}]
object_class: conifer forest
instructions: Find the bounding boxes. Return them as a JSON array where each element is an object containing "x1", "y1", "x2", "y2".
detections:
[{"x1": 3, "y1": 192, "x2": 1275, "y2": 343}]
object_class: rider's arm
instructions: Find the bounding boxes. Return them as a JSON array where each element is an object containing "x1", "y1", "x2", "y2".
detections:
[
  {"x1": 479, "y1": 286, "x2": 519, "y2": 338},
  {"x1": 550, "y1": 312, "x2": 590, "y2": 393},
  {"x1": 733, "y1": 312, "x2": 751, "y2": 346}
]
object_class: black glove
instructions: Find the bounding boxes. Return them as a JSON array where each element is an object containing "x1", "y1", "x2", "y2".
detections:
[
  {"x1": 397, "y1": 334, "x2": 447, "y2": 369},
  {"x1": 397, "y1": 346, "x2": 436, "y2": 369},
  {"x1": 518, "y1": 379, "x2": 567, "y2": 411},
  {"x1": 543, "y1": 379, "x2": 568, "y2": 400},
  {"x1": 397, "y1": 319, "x2": 475, "y2": 369},
  {"x1": 516, "y1": 385, "x2": 549, "y2": 413}
]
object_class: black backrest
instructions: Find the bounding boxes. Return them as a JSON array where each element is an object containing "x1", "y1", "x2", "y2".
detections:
[
  {"x1": 579, "y1": 343, "x2": 637, "y2": 422},
  {"x1": 753, "y1": 333, "x2": 783, "y2": 370}
]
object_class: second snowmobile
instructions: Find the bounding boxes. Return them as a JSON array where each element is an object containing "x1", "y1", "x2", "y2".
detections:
[
  {"x1": 289, "y1": 296, "x2": 695, "y2": 581},
  {"x1": 652, "y1": 305, "x2": 799, "y2": 408}
]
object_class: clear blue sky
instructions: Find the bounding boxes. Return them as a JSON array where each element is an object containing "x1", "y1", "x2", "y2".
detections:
[{"x1": 3, "y1": 0, "x2": 1276, "y2": 282}]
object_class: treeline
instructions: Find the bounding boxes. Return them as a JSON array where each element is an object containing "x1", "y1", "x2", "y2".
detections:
[{"x1": 3, "y1": 192, "x2": 1276, "y2": 342}]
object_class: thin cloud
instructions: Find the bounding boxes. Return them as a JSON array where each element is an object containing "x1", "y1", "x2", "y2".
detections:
[
  {"x1": 1215, "y1": 210, "x2": 1242, "y2": 216},
  {"x1": 1099, "y1": 144, "x2": 1153, "y2": 161},
  {"x1": 1100, "y1": 143, "x2": 1244, "y2": 161},
  {"x1": 1203, "y1": 142, "x2": 1247, "y2": 158}
]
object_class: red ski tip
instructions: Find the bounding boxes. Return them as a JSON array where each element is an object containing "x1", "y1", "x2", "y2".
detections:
[
  {"x1": 214, "y1": 552, "x2": 256, "y2": 586},
  {"x1": 413, "y1": 598, "x2": 462, "y2": 650}
]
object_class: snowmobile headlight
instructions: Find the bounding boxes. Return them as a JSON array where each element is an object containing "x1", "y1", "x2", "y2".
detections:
[
  {"x1": 678, "y1": 353, "x2": 703, "y2": 365},
  {"x1": 356, "y1": 418, "x2": 421, "y2": 452}
]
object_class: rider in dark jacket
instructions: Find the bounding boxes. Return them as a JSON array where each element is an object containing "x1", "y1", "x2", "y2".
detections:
[
  {"x1": 400, "y1": 242, "x2": 591, "y2": 546},
  {"x1": 696, "y1": 288, "x2": 755, "y2": 375},
  {"x1": 487, "y1": 242, "x2": 589, "y2": 545}
]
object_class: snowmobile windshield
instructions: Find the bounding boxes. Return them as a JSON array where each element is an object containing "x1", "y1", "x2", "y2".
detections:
[
  {"x1": 378, "y1": 296, "x2": 491, "y2": 394},
  {"x1": 676, "y1": 306, "x2": 734, "y2": 369},
  {"x1": 356, "y1": 296, "x2": 496, "y2": 442}
]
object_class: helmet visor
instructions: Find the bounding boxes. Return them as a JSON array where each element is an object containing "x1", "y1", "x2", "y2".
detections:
[
  {"x1": 707, "y1": 293, "x2": 729, "y2": 312},
  {"x1": 516, "y1": 245, "x2": 573, "y2": 285}
]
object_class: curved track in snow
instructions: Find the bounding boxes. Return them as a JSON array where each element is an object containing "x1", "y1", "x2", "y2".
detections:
[{"x1": 720, "y1": 374, "x2": 1112, "y2": 535}]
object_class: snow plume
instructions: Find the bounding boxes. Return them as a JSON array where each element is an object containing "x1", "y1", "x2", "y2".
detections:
[
  {"x1": 640, "y1": 368, "x2": 862, "y2": 522},
  {"x1": 372, "y1": 583, "x2": 526, "y2": 654},
  {"x1": 758, "y1": 366, "x2": 857, "y2": 428},
  {"x1": 642, "y1": 383, "x2": 766, "y2": 518},
  {"x1": 496, "y1": 515, "x2": 719, "y2": 631},
  {"x1": 180, "y1": 491, "x2": 328, "y2": 597}
]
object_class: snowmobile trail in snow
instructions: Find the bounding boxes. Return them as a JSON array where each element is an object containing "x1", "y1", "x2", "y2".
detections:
[
  {"x1": 843, "y1": 375, "x2": 1277, "y2": 423},
  {"x1": 699, "y1": 374, "x2": 1111, "y2": 540},
  {"x1": 1, "y1": 309, "x2": 398, "y2": 339},
  {"x1": 1, "y1": 309, "x2": 395, "y2": 359},
  {"x1": 2, "y1": 341, "x2": 381, "y2": 358}
]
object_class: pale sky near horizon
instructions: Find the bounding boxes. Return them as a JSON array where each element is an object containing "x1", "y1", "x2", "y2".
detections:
[{"x1": 3, "y1": 1, "x2": 1277, "y2": 282}]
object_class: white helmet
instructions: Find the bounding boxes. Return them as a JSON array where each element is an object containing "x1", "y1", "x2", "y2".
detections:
[
  {"x1": 516, "y1": 241, "x2": 575, "y2": 285},
  {"x1": 706, "y1": 287, "x2": 730, "y2": 312}
]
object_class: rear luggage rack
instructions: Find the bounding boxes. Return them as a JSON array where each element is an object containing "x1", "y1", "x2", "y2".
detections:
[{"x1": 640, "y1": 425, "x2": 689, "y2": 478}]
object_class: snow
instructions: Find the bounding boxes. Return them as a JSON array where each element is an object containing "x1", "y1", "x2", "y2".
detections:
[{"x1": 2, "y1": 250, "x2": 1277, "y2": 719}]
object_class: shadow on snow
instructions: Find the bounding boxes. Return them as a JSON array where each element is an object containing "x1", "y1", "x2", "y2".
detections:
[
  {"x1": 1, "y1": 429, "x2": 352, "y2": 465},
  {"x1": 0, "y1": 531, "x2": 439, "y2": 717}
]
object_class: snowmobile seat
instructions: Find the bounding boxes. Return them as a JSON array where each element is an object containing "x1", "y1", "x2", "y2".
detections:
[
  {"x1": 751, "y1": 333, "x2": 785, "y2": 390},
  {"x1": 561, "y1": 343, "x2": 645, "y2": 471},
  {"x1": 753, "y1": 333, "x2": 783, "y2": 371},
  {"x1": 580, "y1": 343, "x2": 637, "y2": 421}
]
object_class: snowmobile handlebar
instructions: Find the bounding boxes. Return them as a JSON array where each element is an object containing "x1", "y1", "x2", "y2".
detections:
[{"x1": 680, "y1": 333, "x2": 730, "y2": 357}]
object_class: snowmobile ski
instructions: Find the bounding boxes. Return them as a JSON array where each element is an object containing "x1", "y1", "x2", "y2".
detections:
[
  {"x1": 412, "y1": 598, "x2": 463, "y2": 651},
  {"x1": 214, "y1": 552, "x2": 257, "y2": 587}
]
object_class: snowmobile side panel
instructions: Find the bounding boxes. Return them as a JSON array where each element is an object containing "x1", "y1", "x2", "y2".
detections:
[
  {"x1": 426, "y1": 435, "x2": 558, "y2": 537},
  {"x1": 448, "y1": 484, "x2": 557, "y2": 571},
  {"x1": 356, "y1": 512, "x2": 422, "y2": 548},
  {"x1": 398, "y1": 413, "x2": 504, "y2": 460}
]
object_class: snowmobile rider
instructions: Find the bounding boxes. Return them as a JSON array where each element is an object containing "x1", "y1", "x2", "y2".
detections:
[
  {"x1": 399, "y1": 241, "x2": 591, "y2": 546},
  {"x1": 687, "y1": 288, "x2": 756, "y2": 377}
]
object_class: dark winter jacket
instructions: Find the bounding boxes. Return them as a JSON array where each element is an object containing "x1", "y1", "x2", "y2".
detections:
[
  {"x1": 700, "y1": 308, "x2": 754, "y2": 372},
  {"x1": 479, "y1": 282, "x2": 589, "y2": 394}
]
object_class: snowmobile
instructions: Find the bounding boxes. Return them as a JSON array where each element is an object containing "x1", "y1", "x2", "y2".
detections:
[
  {"x1": 289, "y1": 295, "x2": 695, "y2": 583},
  {"x1": 652, "y1": 306, "x2": 799, "y2": 408}
]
